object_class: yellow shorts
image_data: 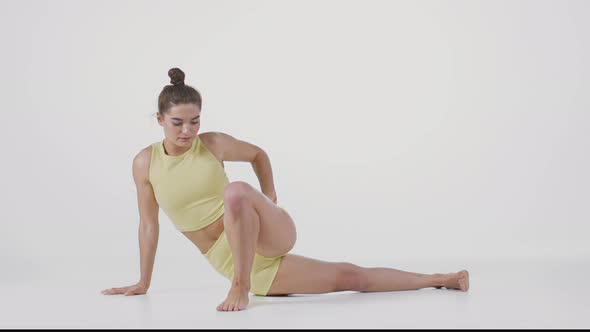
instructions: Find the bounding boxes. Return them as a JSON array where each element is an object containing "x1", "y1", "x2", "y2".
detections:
[{"x1": 203, "y1": 231, "x2": 284, "y2": 296}]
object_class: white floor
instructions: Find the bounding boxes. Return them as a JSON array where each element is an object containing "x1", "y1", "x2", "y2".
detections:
[{"x1": 1, "y1": 255, "x2": 588, "y2": 329}]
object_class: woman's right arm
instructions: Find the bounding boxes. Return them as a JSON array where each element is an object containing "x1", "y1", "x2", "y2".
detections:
[{"x1": 102, "y1": 147, "x2": 159, "y2": 296}]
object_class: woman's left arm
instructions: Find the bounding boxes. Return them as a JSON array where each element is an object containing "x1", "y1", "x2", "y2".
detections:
[
  {"x1": 211, "y1": 131, "x2": 278, "y2": 204},
  {"x1": 251, "y1": 149, "x2": 277, "y2": 204}
]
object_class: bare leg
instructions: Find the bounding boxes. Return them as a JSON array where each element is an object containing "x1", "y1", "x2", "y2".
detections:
[
  {"x1": 267, "y1": 254, "x2": 469, "y2": 295},
  {"x1": 217, "y1": 192, "x2": 260, "y2": 311},
  {"x1": 362, "y1": 267, "x2": 443, "y2": 292},
  {"x1": 360, "y1": 267, "x2": 469, "y2": 292},
  {"x1": 215, "y1": 181, "x2": 297, "y2": 311}
]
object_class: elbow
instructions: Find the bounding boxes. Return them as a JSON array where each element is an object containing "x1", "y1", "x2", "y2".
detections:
[
  {"x1": 252, "y1": 148, "x2": 267, "y2": 163},
  {"x1": 140, "y1": 219, "x2": 159, "y2": 230}
]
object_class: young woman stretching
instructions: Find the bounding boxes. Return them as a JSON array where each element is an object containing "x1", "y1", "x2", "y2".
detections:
[{"x1": 102, "y1": 68, "x2": 470, "y2": 312}]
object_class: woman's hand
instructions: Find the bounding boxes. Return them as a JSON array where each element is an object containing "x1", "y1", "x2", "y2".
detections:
[
  {"x1": 265, "y1": 191, "x2": 277, "y2": 204},
  {"x1": 101, "y1": 282, "x2": 149, "y2": 296}
]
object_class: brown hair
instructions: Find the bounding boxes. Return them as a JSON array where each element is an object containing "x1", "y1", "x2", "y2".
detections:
[{"x1": 157, "y1": 68, "x2": 202, "y2": 116}]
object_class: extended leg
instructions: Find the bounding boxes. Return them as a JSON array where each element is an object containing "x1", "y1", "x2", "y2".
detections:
[
  {"x1": 360, "y1": 267, "x2": 468, "y2": 292},
  {"x1": 363, "y1": 267, "x2": 442, "y2": 292},
  {"x1": 266, "y1": 254, "x2": 469, "y2": 295}
]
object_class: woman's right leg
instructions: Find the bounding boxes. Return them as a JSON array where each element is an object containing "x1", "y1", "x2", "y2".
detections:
[{"x1": 266, "y1": 253, "x2": 469, "y2": 295}]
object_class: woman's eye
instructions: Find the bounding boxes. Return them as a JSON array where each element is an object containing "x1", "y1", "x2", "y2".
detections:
[{"x1": 173, "y1": 122, "x2": 199, "y2": 126}]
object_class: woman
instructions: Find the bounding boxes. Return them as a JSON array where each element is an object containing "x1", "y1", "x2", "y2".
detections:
[{"x1": 102, "y1": 68, "x2": 469, "y2": 312}]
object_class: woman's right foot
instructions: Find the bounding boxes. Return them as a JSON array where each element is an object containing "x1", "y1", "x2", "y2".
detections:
[{"x1": 437, "y1": 270, "x2": 469, "y2": 291}]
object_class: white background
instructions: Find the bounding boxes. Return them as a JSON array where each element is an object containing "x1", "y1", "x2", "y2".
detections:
[{"x1": 1, "y1": 0, "x2": 589, "y2": 328}]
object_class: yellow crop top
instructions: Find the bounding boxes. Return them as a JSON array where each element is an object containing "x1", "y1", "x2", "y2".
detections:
[{"x1": 149, "y1": 135, "x2": 229, "y2": 232}]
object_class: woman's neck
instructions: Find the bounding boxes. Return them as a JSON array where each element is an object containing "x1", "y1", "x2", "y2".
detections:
[{"x1": 163, "y1": 138, "x2": 190, "y2": 156}]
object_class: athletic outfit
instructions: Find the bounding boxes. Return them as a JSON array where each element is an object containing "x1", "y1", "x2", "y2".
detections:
[{"x1": 148, "y1": 135, "x2": 283, "y2": 295}]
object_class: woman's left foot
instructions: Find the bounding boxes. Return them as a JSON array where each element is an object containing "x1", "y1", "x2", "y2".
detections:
[
  {"x1": 442, "y1": 270, "x2": 469, "y2": 291},
  {"x1": 216, "y1": 284, "x2": 250, "y2": 311}
]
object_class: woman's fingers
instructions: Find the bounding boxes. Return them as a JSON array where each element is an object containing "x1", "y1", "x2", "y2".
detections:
[
  {"x1": 102, "y1": 288, "x2": 116, "y2": 295},
  {"x1": 102, "y1": 284, "x2": 147, "y2": 296},
  {"x1": 124, "y1": 289, "x2": 136, "y2": 296},
  {"x1": 101, "y1": 287, "x2": 128, "y2": 295}
]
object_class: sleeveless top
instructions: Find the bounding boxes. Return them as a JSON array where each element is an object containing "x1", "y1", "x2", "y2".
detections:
[{"x1": 149, "y1": 135, "x2": 229, "y2": 232}]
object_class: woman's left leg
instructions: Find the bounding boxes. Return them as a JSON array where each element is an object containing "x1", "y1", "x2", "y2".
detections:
[{"x1": 266, "y1": 254, "x2": 469, "y2": 295}]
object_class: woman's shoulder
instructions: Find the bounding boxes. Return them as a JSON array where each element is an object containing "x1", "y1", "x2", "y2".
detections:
[
  {"x1": 199, "y1": 131, "x2": 239, "y2": 149},
  {"x1": 132, "y1": 144, "x2": 155, "y2": 180},
  {"x1": 198, "y1": 131, "x2": 219, "y2": 145},
  {"x1": 135, "y1": 144, "x2": 154, "y2": 163},
  {"x1": 198, "y1": 131, "x2": 225, "y2": 165}
]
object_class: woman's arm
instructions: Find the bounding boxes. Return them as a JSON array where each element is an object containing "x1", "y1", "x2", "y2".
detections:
[
  {"x1": 209, "y1": 131, "x2": 277, "y2": 203},
  {"x1": 102, "y1": 147, "x2": 159, "y2": 296},
  {"x1": 137, "y1": 221, "x2": 158, "y2": 287},
  {"x1": 133, "y1": 147, "x2": 160, "y2": 288}
]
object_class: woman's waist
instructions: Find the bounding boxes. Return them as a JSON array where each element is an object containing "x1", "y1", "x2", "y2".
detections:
[{"x1": 181, "y1": 214, "x2": 225, "y2": 254}]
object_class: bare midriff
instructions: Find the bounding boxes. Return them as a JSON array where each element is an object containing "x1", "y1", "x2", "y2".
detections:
[{"x1": 181, "y1": 214, "x2": 225, "y2": 254}]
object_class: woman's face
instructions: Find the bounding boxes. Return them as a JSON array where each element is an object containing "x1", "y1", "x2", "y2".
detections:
[{"x1": 157, "y1": 103, "x2": 201, "y2": 146}]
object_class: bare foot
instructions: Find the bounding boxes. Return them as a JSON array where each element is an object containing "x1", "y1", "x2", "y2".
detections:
[
  {"x1": 436, "y1": 270, "x2": 469, "y2": 291},
  {"x1": 216, "y1": 284, "x2": 250, "y2": 312}
]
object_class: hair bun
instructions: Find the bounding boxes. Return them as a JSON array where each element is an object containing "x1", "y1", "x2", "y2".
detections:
[{"x1": 168, "y1": 67, "x2": 185, "y2": 86}]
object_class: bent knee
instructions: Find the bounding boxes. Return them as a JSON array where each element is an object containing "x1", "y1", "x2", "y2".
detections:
[
  {"x1": 335, "y1": 263, "x2": 368, "y2": 292},
  {"x1": 224, "y1": 181, "x2": 253, "y2": 210}
]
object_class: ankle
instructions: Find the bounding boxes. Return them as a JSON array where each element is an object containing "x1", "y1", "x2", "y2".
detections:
[
  {"x1": 432, "y1": 273, "x2": 446, "y2": 288},
  {"x1": 231, "y1": 278, "x2": 251, "y2": 290}
]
